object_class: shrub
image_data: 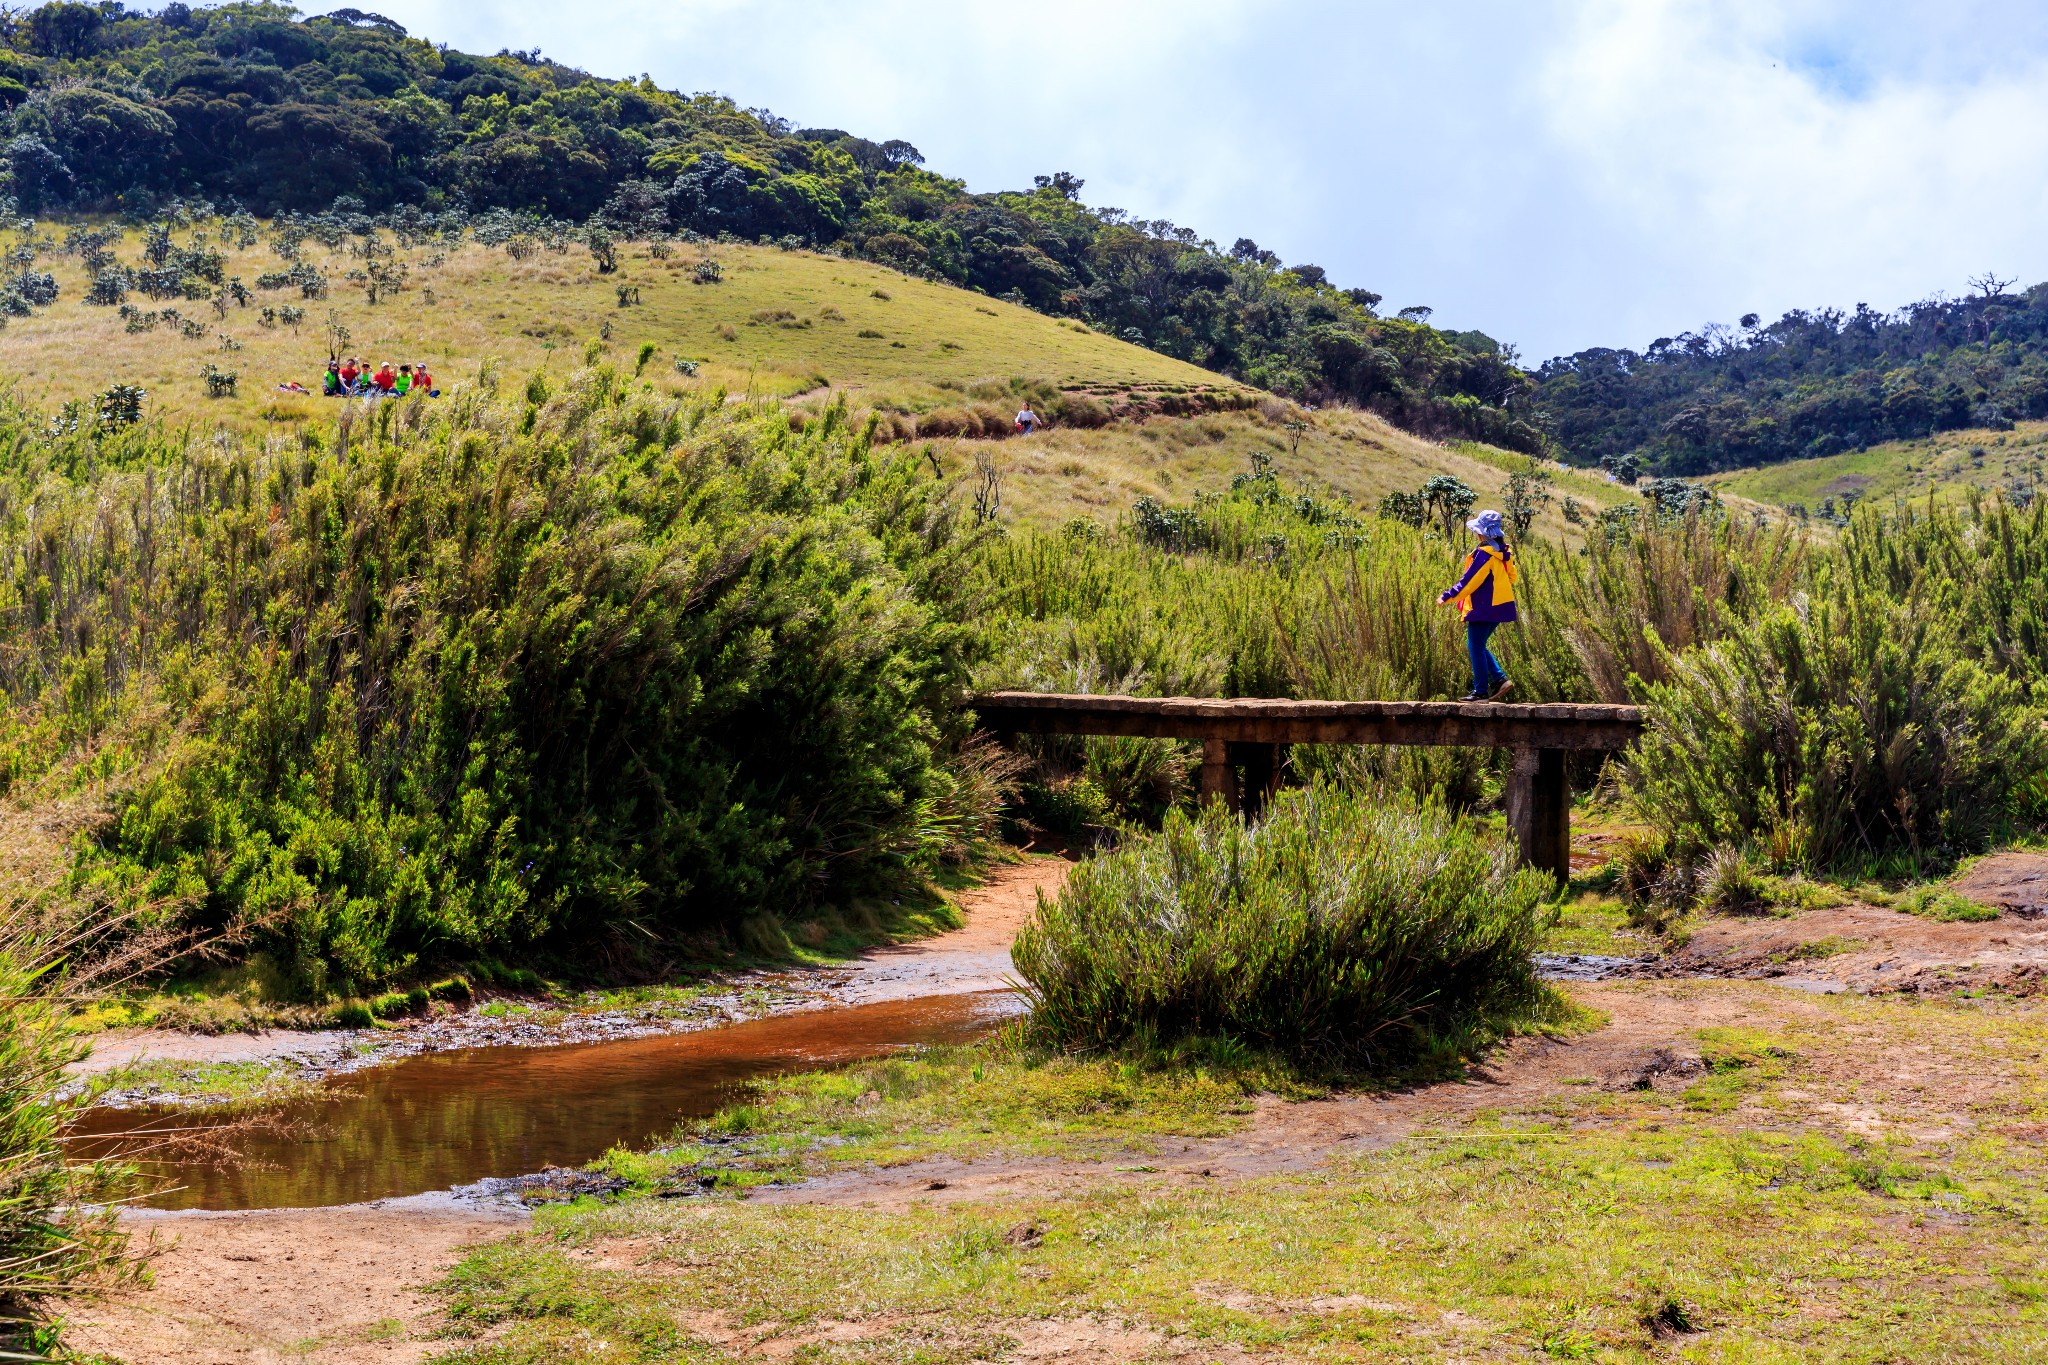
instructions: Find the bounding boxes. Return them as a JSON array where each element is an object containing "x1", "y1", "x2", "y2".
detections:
[
  {"x1": 84, "y1": 268, "x2": 127, "y2": 305},
  {"x1": 330, "y1": 1001, "x2": 374, "y2": 1029},
  {"x1": 0, "y1": 920, "x2": 141, "y2": 1354},
  {"x1": 1695, "y1": 845, "x2": 1771, "y2": 916},
  {"x1": 1013, "y1": 784, "x2": 1554, "y2": 1072},
  {"x1": 14, "y1": 383, "x2": 985, "y2": 991},
  {"x1": 1626, "y1": 581, "x2": 2044, "y2": 873}
]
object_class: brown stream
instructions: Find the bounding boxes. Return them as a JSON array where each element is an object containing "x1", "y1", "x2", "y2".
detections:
[{"x1": 69, "y1": 991, "x2": 1018, "y2": 1212}]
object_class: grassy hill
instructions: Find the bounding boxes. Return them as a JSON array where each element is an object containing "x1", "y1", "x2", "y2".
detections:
[
  {"x1": 1708, "y1": 420, "x2": 2048, "y2": 513},
  {"x1": 0, "y1": 231, "x2": 1230, "y2": 423},
  {"x1": 1, "y1": 222, "x2": 1624, "y2": 534}
]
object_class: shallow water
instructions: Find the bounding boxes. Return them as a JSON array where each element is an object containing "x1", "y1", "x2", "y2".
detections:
[{"x1": 70, "y1": 991, "x2": 1018, "y2": 1212}]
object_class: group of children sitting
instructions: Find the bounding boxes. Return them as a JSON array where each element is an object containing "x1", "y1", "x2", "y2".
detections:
[{"x1": 319, "y1": 357, "x2": 440, "y2": 398}]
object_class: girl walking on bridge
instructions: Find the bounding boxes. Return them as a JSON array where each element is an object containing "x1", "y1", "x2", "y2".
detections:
[{"x1": 1438, "y1": 508, "x2": 1517, "y2": 702}]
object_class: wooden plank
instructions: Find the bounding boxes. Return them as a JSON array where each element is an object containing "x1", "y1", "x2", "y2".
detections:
[{"x1": 970, "y1": 691, "x2": 1642, "y2": 752}]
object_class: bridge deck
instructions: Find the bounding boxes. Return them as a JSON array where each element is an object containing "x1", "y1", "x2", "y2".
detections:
[
  {"x1": 970, "y1": 692, "x2": 1641, "y2": 750},
  {"x1": 970, "y1": 692, "x2": 1646, "y2": 886}
]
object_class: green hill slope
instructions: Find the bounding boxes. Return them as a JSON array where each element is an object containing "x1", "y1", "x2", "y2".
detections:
[
  {"x1": 0, "y1": 231, "x2": 1231, "y2": 423},
  {"x1": 0, "y1": 5, "x2": 1543, "y2": 455},
  {"x1": 1, "y1": 218, "x2": 1624, "y2": 534},
  {"x1": 1708, "y1": 419, "x2": 2048, "y2": 516}
]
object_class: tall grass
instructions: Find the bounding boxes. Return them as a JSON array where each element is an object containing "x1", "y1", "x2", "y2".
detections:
[
  {"x1": 1012, "y1": 783, "x2": 1555, "y2": 1072},
  {"x1": 0, "y1": 906, "x2": 151, "y2": 1358},
  {"x1": 981, "y1": 464, "x2": 2048, "y2": 878},
  {"x1": 0, "y1": 377, "x2": 991, "y2": 991}
]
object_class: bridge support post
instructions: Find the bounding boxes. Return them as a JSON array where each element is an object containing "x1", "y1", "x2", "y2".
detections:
[
  {"x1": 1228, "y1": 741, "x2": 1283, "y2": 819},
  {"x1": 1507, "y1": 747, "x2": 1570, "y2": 888},
  {"x1": 1199, "y1": 738, "x2": 1240, "y2": 812}
]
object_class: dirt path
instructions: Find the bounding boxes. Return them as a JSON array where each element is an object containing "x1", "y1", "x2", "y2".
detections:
[
  {"x1": 1640, "y1": 861, "x2": 2048, "y2": 997},
  {"x1": 746, "y1": 980, "x2": 1817, "y2": 1212},
  {"x1": 61, "y1": 858, "x2": 1070, "y2": 1365},
  {"x1": 64, "y1": 1196, "x2": 526, "y2": 1365}
]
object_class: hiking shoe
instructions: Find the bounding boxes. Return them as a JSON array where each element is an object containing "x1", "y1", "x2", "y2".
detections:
[
  {"x1": 1459, "y1": 690, "x2": 1486, "y2": 702},
  {"x1": 1487, "y1": 678, "x2": 1515, "y2": 702}
]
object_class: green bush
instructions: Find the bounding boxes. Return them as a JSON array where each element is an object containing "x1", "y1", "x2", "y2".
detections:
[
  {"x1": 1626, "y1": 577, "x2": 2043, "y2": 874},
  {"x1": 429, "y1": 976, "x2": 472, "y2": 1003},
  {"x1": 1012, "y1": 784, "x2": 1555, "y2": 1072},
  {"x1": 0, "y1": 381, "x2": 985, "y2": 992},
  {"x1": 330, "y1": 1001, "x2": 374, "y2": 1029}
]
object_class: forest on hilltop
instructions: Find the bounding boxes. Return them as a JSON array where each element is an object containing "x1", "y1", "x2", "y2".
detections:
[
  {"x1": 0, "y1": 1, "x2": 1544, "y2": 453},
  {"x1": 1535, "y1": 278, "x2": 2048, "y2": 477}
]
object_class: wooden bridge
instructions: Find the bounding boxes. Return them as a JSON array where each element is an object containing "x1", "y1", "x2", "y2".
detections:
[{"x1": 971, "y1": 692, "x2": 1645, "y2": 885}]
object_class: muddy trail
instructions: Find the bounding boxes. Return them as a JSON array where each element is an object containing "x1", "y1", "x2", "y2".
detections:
[
  {"x1": 64, "y1": 853, "x2": 2048, "y2": 1363},
  {"x1": 1619, "y1": 851, "x2": 2048, "y2": 997}
]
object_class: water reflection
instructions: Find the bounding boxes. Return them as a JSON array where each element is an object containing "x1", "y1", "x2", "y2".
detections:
[{"x1": 70, "y1": 991, "x2": 1016, "y2": 1211}]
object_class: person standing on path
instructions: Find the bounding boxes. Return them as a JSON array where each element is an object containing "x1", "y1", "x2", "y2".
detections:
[
  {"x1": 1438, "y1": 508, "x2": 1518, "y2": 702},
  {"x1": 1015, "y1": 401, "x2": 1041, "y2": 435}
]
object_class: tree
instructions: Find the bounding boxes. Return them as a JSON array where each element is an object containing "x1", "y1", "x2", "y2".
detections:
[
  {"x1": 1032, "y1": 171, "x2": 1084, "y2": 200},
  {"x1": 1599, "y1": 452, "x2": 1642, "y2": 486},
  {"x1": 1969, "y1": 271, "x2": 2015, "y2": 299},
  {"x1": 1504, "y1": 460, "x2": 1554, "y2": 538},
  {"x1": 26, "y1": 2, "x2": 102, "y2": 59},
  {"x1": 38, "y1": 88, "x2": 177, "y2": 203},
  {"x1": 3, "y1": 135, "x2": 70, "y2": 211},
  {"x1": 1419, "y1": 474, "x2": 1477, "y2": 543}
]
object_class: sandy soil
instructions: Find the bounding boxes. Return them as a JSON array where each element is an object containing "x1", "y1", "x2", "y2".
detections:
[
  {"x1": 73, "y1": 1028, "x2": 357, "y2": 1077},
  {"x1": 808, "y1": 855, "x2": 1054, "y2": 1005},
  {"x1": 63, "y1": 1196, "x2": 527, "y2": 1365}
]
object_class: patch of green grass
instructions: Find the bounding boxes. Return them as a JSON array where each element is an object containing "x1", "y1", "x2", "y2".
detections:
[
  {"x1": 1710, "y1": 419, "x2": 2048, "y2": 512},
  {"x1": 77, "y1": 1056, "x2": 317, "y2": 1113},
  {"x1": 1539, "y1": 895, "x2": 1646, "y2": 956},
  {"x1": 589, "y1": 1042, "x2": 1280, "y2": 1194},
  {"x1": 432, "y1": 1116, "x2": 2048, "y2": 1364},
  {"x1": 1895, "y1": 885, "x2": 2001, "y2": 923},
  {"x1": 1777, "y1": 935, "x2": 1864, "y2": 963},
  {"x1": 1682, "y1": 1026, "x2": 1796, "y2": 1113}
]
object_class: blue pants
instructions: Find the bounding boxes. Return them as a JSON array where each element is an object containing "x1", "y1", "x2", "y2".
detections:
[{"x1": 1467, "y1": 621, "x2": 1505, "y2": 696}]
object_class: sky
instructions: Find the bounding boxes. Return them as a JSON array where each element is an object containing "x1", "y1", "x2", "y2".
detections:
[{"x1": 332, "y1": 0, "x2": 2048, "y2": 363}]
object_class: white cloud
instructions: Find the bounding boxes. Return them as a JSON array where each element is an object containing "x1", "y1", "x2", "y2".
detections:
[
  {"x1": 349, "y1": 1, "x2": 2048, "y2": 359},
  {"x1": 1530, "y1": 1, "x2": 2048, "y2": 348}
]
